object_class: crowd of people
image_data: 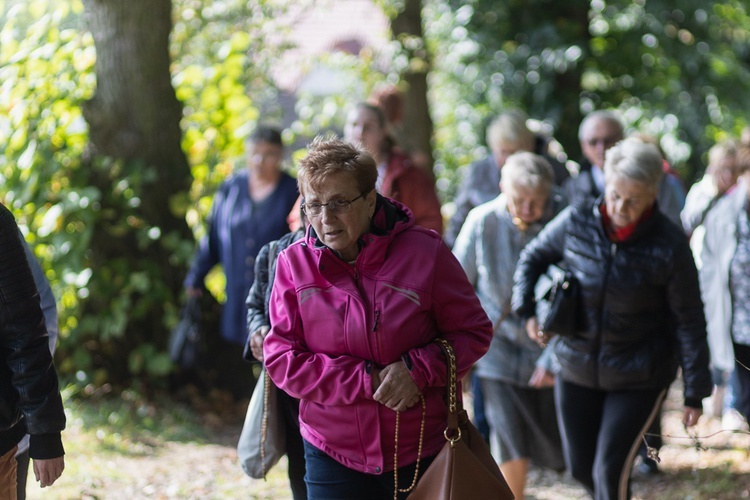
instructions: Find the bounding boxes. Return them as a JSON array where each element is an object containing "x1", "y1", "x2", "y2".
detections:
[
  {"x1": 172, "y1": 96, "x2": 750, "y2": 500},
  {"x1": 4, "y1": 89, "x2": 747, "y2": 499}
]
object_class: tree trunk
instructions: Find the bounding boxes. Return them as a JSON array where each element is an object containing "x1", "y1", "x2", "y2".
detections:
[
  {"x1": 80, "y1": 0, "x2": 193, "y2": 383},
  {"x1": 390, "y1": 0, "x2": 435, "y2": 170}
]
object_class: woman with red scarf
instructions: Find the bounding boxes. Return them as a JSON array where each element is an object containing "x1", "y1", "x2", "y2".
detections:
[{"x1": 512, "y1": 137, "x2": 711, "y2": 499}]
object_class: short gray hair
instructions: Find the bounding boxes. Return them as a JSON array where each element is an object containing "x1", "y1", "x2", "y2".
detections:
[
  {"x1": 578, "y1": 110, "x2": 624, "y2": 142},
  {"x1": 708, "y1": 139, "x2": 738, "y2": 169},
  {"x1": 486, "y1": 109, "x2": 535, "y2": 152},
  {"x1": 603, "y1": 137, "x2": 664, "y2": 189},
  {"x1": 501, "y1": 152, "x2": 554, "y2": 193}
]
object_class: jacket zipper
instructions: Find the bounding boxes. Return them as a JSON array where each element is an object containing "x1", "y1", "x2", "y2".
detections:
[{"x1": 372, "y1": 310, "x2": 380, "y2": 332}]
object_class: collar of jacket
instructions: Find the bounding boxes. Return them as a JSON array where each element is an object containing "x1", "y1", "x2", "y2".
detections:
[
  {"x1": 591, "y1": 194, "x2": 662, "y2": 244},
  {"x1": 306, "y1": 194, "x2": 413, "y2": 263}
]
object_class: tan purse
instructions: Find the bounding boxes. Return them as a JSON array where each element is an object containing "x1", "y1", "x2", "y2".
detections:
[{"x1": 404, "y1": 338, "x2": 514, "y2": 500}]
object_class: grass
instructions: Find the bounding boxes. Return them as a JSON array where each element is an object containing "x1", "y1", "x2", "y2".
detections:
[{"x1": 21, "y1": 381, "x2": 750, "y2": 499}]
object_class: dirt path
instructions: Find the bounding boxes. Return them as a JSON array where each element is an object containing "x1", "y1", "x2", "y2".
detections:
[{"x1": 24, "y1": 383, "x2": 750, "y2": 499}]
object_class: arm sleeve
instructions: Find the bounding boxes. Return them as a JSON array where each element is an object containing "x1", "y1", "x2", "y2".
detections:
[
  {"x1": 0, "y1": 208, "x2": 65, "y2": 456},
  {"x1": 263, "y1": 251, "x2": 376, "y2": 405},
  {"x1": 667, "y1": 237, "x2": 712, "y2": 407},
  {"x1": 22, "y1": 236, "x2": 58, "y2": 353},
  {"x1": 244, "y1": 242, "x2": 272, "y2": 361},
  {"x1": 396, "y1": 167, "x2": 444, "y2": 235},
  {"x1": 445, "y1": 166, "x2": 479, "y2": 247},
  {"x1": 511, "y1": 208, "x2": 570, "y2": 321},
  {"x1": 184, "y1": 190, "x2": 224, "y2": 288},
  {"x1": 404, "y1": 243, "x2": 493, "y2": 389}
]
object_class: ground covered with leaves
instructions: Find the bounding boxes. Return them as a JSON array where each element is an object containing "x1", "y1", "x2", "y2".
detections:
[{"x1": 24, "y1": 381, "x2": 750, "y2": 499}]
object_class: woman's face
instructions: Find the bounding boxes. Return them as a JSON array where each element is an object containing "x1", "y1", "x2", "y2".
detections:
[
  {"x1": 303, "y1": 172, "x2": 376, "y2": 262},
  {"x1": 604, "y1": 174, "x2": 657, "y2": 230},
  {"x1": 246, "y1": 140, "x2": 283, "y2": 178},
  {"x1": 344, "y1": 107, "x2": 387, "y2": 160},
  {"x1": 505, "y1": 183, "x2": 549, "y2": 225}
]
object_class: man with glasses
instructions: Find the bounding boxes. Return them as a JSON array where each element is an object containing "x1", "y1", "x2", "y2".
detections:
[{"x1": 565, "y1": 110, "x2": 684, "y2": 227}]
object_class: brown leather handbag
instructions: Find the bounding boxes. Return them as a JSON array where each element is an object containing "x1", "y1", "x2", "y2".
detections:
[{"x1": 405, "y1": 338, "x2": 514, "y2": 499}]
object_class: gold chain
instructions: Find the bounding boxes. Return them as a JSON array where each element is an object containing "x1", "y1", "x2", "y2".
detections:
[
  {"x1": 393, "y1": 394, "x2": 426, "y2": 500},
  {"x1": 260, "y1": 370, "x2": 271, "y2": 478}
]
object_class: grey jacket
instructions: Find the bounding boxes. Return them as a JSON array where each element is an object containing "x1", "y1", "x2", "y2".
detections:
[
  {"x1": 453, "y1": 190, "x2": 566, "y2": 383},
  {"x1": 699, "y1": 179, "x2": 749, "y2": 371}
]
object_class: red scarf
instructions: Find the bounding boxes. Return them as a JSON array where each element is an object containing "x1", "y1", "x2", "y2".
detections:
[{"x1": 599, "y1": 202, "x2": 655, "y2": 243}]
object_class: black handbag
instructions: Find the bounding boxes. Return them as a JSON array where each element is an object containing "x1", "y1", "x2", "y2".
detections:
[
  {"x1": 168, "y1": 296, "x2": 204, "y2": 369},
  {"x1": 534, "y1": 264, "x2": 580, "y2": 337}
]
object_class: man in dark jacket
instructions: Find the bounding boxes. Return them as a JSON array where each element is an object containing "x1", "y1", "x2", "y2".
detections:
[{"x1": 0, "y1": 203, "x2": 65, "y2": 496}]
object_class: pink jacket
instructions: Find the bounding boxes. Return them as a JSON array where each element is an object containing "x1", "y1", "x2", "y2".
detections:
[{"x1": 264, "y1": 196, "x2": 492, "y2": 474}]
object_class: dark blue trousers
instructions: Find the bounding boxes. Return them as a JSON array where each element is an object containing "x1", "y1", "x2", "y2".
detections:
[{"x1": 303, "y1": 439, "x2": 434, "y2": 500}]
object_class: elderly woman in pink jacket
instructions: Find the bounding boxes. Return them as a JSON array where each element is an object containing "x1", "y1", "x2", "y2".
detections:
[{"x1": 263, "y1": 137, "x2": 492, "y2": 500}]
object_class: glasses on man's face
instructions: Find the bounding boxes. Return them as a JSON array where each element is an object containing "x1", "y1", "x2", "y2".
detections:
[
  {"x1": 301, "y1": 193, "x2": 366, "y2": 217},
  {"x1": 586, "y1": 137, "x2": 619, "y2": 148}
]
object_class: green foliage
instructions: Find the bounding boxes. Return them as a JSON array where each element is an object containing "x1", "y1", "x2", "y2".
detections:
[
  {"x1": 3, "y1": 0, "x2": 749, "y2": 391},
  {"x1": 424, "y1": 0, "x2": 750, "y2": 186},
  {"x1": 0, "y1": 0, "x2": 292, "y2": 388}
]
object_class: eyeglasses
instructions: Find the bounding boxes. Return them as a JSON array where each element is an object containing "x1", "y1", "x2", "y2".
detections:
[
  {"x1": 301, "y1": 193, "x2": 366, "y2": 217},
  {"x1": 586, "y1": 137, "x2": 619, "y2": 148}
]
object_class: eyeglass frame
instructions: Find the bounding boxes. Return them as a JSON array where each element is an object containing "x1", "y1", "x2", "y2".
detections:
[{"x1": 301, "y1": 192, "x2": 367, "y2": 217}]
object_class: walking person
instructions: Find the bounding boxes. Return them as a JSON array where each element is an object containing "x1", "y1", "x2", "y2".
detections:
[
  {"x1": 184, "y1": 126, "x2": 298, "y2": 398},
  {"x1": 453, "y1": 152, "x2": 566, "y2": 499},
  {"x1": 513, "y1": 137, "x2": 711, "y2": 499},
  {"x1": 263, "y1": 137, "x2": 492, "y2": 499}
]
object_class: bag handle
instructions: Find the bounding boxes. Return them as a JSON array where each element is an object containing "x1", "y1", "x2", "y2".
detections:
[{"x1": 433, "y1": 338, "x2": 462, "y2": 444}]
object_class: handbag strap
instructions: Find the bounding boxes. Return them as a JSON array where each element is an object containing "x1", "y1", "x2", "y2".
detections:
[
  {"x1": 433, "y1": 337, "x2": 462, "y2": 442},
  {"x1": 260, "y1": 369, "x2": 271, "y2": 478}
]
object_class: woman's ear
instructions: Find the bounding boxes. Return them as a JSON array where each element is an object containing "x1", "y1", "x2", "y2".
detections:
[{"x1": 366, "y1": 189, "x2": 377, "y2": 217}]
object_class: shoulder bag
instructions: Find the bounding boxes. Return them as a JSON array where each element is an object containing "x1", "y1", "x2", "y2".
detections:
[
  {"x1": 168, "y1": 296, "x2": 204, "y2": 370},
  {"x1": 533, "y1": 264, "x2": 580, "y2": 338},
  {"x1": 402, "y1": 338, "x2": 514, "y2": 500},
  {"x1": 237, "y1": 369, "x2": 286, "y2": 478}
]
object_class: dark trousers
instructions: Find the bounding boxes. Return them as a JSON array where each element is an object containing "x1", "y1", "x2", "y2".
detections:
[
  {"x1": 734, "y1": 342, "x2": 750, "y2": 422},
  {"x1": 16, "y1": 450, "x2": 29, "y2": 500},
  {"x1": 303, "y1": 439, "x2": 434, "y2": 500},
  {"x1": 278, "y1": 390, "x2": 306, "y2": 500},
  {"x1": 555, "y1": 380, "x2": 663, "y2": 500}
]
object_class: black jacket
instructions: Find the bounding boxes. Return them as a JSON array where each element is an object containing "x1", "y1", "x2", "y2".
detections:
[
  {"x1": 512, "y1": 198, "x2": 711, "y2": 407},
  {"x1": 244, "y1": 229, "x2": 304, "y2": 361},
  {"x1": 0, "y1": 203, "x2": 65, "y2": 458}
]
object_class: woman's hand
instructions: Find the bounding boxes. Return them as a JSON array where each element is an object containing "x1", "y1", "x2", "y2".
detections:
[
  {"x1": 528, "y1": 366, "x2": 555, "y2": 388},
  {"x1": 250, "y1": 325, "x2": 270, "y2": 361},
  {"x1": 682, "y1": 406, "x2": 702, "y2": 428},
  {"x1": 373, "y1": 361, "x2": 421, "y2": 412},
  {"x1": 526, "y1": 316, "x2": 550, "y2": 348}
]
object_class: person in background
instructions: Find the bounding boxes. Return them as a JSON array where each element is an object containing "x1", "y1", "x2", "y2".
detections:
[
  {"x1": 244, "y1": 203, "x2": 307, "y2": 499},
  {"x1": 565, "y1": 110, "x2": 684, "y2": 227},
  {"x1": 184, "y1": 126, "x2": 298, "y2": 399},
  {"x1": 344, "y1": 102, "x2": 443, "y2": 235},
  {"x1": 453, "y1": 152, "x2": 566, "y2": 499},
  {"x1": 513, "y1": 137, "x2": 711, "y2": 499},
  {"x1": 0, "y1": 203, "x2": 66, "y2": 498},
  {"x1": 445, "y1": 108, "x2": 571, "y2": 441},
  {"x1": 627, "y1": 131, "x2": 687, "y2": 474},
  {"x1": 698, "y1": 144, "x2": 750, "y2": 432},
  {"x1": 681, "y1": 139, "x2": 739, "y2": 237},
  {"x1": 15, "y1": 240, "x2": 59, "y2": 500},
  {"x1": 263, "y1": 137, "x2": 492, "y2": 499},
  {"x1": 445, "y1": 108, "x2": 570, "y2": 247}
]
